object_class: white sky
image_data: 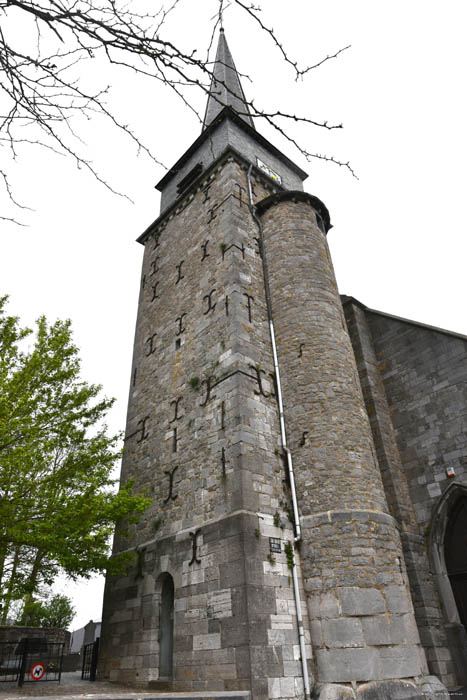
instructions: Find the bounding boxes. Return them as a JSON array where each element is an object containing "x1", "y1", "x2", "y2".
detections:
[{"x1": 2, "y1": 0, "x2": 466, "y2": 630}]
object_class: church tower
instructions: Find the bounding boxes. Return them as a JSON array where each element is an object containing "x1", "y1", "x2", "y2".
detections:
[{"x1": 99, "y1": 30, "x2": 445, "y2": 700}]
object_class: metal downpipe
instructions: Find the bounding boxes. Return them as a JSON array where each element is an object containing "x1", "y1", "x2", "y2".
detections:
[{"x1": 247, "y1": 166, "x2": 310, "y2": 700}]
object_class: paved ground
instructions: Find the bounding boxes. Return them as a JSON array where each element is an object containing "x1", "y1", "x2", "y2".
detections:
[
  {"x1": 0, "y1": 672, "x2": 250, "y2": 699},
  {"x1": 0, "y1": 674, "x2": 464, "y2": 700},
  {"x1": 0, "y1": 671, "x2": 154, "y2": 698}
]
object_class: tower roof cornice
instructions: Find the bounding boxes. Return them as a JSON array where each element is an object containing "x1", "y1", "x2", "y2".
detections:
[
  {"x1": 141, "y1": 144, "x2": 283, "y2": 244},
  {"x1": 155, "y1": 105, "x2": 308, "y2": 193},
  {"x1": 202, "y1": 29, "x2": 255, "y2": 130}
]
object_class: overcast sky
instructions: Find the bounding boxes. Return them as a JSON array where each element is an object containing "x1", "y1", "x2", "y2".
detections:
[{"x1": 2, "y1": 0, "x2": 466, "y2": 630}]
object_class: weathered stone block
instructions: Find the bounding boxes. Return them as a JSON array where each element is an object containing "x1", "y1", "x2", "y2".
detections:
[
  {"x1": 204, "y1": 663, "x2": 237, "y2": 680},
  {"x1": 283, "y1": 659, "x2": 301, "y2": 676},
  {"x1": 379, "y1": 645, "x2": 425, "y2": 679},
  {"x1": 357, "y1": 679, "x2": 421, "y2": 699},
  {"x1": 120, "y1": 655, "x2": 135, "y2": 669},
  {"x1": 316, "y1": 684, "x2": 356, "y2": 700},
  {"x1": 311, "y1": 592, "x2": 340, "y2": 619},
  {"x1": 311, "y1": 620, "x2": 323, "y2": 646},
  {"x1": 316, "y1": 647, "x2": 380, "y2": 682},
  {"x1": 322, "y1": 618, "x2": 364, "y2": 648},
  {"x1": 192, "y1": 632, "x2": 221, "y2": 651},
  {"x1": 279, "y1": 676, "x2": 296, "y2": 697},
  {"x1": 385, "y1": 586, "x2": 410, "y2": 614},
  {"x1": 267, "y1": 628, "x2": 298, "y2": 646},
  {"x1": 338, "y1": 588, "x2": 385, "y2": 616},
  {"x1": 268, "y1": 677, "x2": 281, "y2": 699},
  {"x1": 220, "y1": 619, "x2": 249, "y2": 647},
  {"x1": 362, "y1": 615, "x2": 407, "y2": 646},
  {"x1": 207, "y1": 588, "x2": 232, "y2": 619},
  {"x1": 417, "y1": 675, "x2": 450, "y2": 700}
]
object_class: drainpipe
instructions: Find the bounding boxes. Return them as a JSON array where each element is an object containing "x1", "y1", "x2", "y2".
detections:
[{"x1": 247, "y1": 166, "x2": 311, "y2": 700}]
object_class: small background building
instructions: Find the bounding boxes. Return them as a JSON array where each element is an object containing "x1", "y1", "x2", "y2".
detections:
[{"x1": 69, "y1": 619, "x2": 101, "y2": 654}]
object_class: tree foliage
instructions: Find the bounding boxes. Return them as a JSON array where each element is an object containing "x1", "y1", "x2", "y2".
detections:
[
  {"x1": 14, "y1": 593, "x2": 76, "y2": 629},
  {"x1": 0, "y1": 296, "x2": 150, "y2": 624},
  {"x1": 0, "y1": 0, "x2": 352, "y2": 222}
]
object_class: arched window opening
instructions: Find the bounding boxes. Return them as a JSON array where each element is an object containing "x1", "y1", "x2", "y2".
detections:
[
  {"x1": 158, "y1": 573, "x2": 174, "y2": 679},
  {"x1": 445, "y1": 497, "x2": 467, "y2": 629},
  {"x1": 429, "y1": 483, "x2": 467, "y2": 684}
]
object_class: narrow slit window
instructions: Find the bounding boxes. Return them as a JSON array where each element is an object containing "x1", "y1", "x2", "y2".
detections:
[{"x1": 177, "y1": 162, "x2": 203, "y2": 194}]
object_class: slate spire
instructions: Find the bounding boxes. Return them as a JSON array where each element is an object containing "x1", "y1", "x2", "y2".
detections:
[{"x1": 202, "y1": 28, "x2": 255, "y2": 130}]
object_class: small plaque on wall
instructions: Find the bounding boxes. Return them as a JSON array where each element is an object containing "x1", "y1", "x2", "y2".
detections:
[
  {"x1": 257, "y1": 157, "x2": 282, "y2": 185},
  {"x1": 269, "y1": 537, "x2": 281, "y2": 553}
]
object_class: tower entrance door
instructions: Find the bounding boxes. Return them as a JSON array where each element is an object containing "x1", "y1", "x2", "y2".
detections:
[
  {"x1": 159, "y1": 573, "x2": 174, "y2": 679},
  {"x1": 445, "y1": 497, "x2": 467, "y2": 630}
]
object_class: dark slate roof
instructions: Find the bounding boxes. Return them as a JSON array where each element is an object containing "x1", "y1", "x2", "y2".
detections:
[
  {"x1": 341, "y1": 296, "x2": 467, "y2": 341},
  {"x1": 202, "y1": 28, "x2": 255, "y2": 130},
  {"x1": 256, "y1": 191, "x2": 331, "y2": 233},
  {"x1": 155, "y1": 105, "x2": 308, "y2": 193}
]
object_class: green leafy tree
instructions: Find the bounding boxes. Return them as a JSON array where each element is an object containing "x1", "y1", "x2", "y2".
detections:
[
  {"x1": 0, "y1": 296, "x2": 150, "y2": 624},
  {"x1": 15, "y1": 593, "x2": 76, "y2": 629}
]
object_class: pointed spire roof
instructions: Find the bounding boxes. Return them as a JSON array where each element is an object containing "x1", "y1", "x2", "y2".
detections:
[{"x1": 203, "y1": 29, "x2": 255, "y2": 131}]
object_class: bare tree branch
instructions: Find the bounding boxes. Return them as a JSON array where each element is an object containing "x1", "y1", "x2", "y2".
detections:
[
  {"x1": 0, "y1": 0, "x2": 354, "y2": 223},
  {"x1": 231, "y1": 0, "x2": 350, "y2": 80}
]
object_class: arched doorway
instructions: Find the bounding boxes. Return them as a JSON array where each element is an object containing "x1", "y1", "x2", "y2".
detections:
[
  {"x1": 158, "y1": 573, "x2": 174, "y2": 679},
  {"x1": 444, "y1": 496, "x2": 467, "y2": 629},
  {"x1": 429, "y1": 482, "x2": 467, "y2": 684}
]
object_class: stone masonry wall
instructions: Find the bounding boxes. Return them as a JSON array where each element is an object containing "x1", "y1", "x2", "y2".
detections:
[
  {"x1": 159, "y1": 120, "x2": 304, "y2": 213},
  {"x1": 364, "y1": 309, "x2": 467, "y2": 685},
  {"x1": 365, "y1": 313, "x2": 467, "y2": 529},
  {"x1": 99, "y1": 155, "x2": 313, "y2": 700},
  {"x1": 343, "y1": 298, "x2": 458, "y2": 687},
  {"x1": 257, "y1": 196, "x2": 429, "y2": 696},
  {"x1": 0, "y1": 626, "x2": 70, "y2": 648}
]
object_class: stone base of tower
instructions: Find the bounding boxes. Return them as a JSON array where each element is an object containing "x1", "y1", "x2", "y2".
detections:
[
  {"x1": 315, "y1": 676, "x2": 449, "y2": 700},
  {"x1": 98, "y1": 511, "x2": 313, "y2": 699},
  {"x1": 301, "y1": 510, "x2": 451, "y2": 699}
]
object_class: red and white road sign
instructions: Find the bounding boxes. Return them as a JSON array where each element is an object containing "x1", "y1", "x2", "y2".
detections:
[{"x1": 30, "y1": 662, "x2": 45, "y2": 680}]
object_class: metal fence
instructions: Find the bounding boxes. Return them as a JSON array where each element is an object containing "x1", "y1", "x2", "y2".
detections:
[
  {"x1": 81, "y1": 638, "x2": 99, "y2": 681},
  {"x1": 0, "y1": 642, "x2": 21, "y2": 683},
  {"x1": 0, "y1": 639, "x2": 63, "y2": 686}
]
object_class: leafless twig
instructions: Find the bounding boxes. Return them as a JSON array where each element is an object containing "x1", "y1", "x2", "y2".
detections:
[{"x1": 0, "y1": 0, "x2": 354, "y2": 223}]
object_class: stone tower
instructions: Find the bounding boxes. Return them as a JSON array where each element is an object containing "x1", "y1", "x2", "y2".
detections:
[{"x1": 99, "y1": 30, "x2": 446, "y2": 700}]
